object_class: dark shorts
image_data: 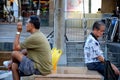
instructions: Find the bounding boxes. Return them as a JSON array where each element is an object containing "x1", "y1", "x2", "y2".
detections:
[
  {"x1": 86, "y1": 62, "x2": 105, "y2": 76},
  {"x1": 19, "y1": 56, "x2": 41, "y2": 76}
]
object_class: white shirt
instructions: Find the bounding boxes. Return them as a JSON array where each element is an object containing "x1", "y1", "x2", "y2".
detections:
[
  {"x1": 84, "y1": 33, "x2": 104, "y2": 63},
  {"x1": 13, "y1": 0, "x2": 18, "y2": 18}
]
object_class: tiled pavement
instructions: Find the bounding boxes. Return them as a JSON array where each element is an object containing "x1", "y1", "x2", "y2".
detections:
[{"x1": 0, "y1": 70, "x2": 12, "y2": 80}]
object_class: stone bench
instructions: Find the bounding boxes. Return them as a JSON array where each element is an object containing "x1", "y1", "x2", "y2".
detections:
[
  {"x1": 22, "y1": 67, "x2": 103, "y2": 80},
  {"x1": 0, "y1": 52, "x2": 103, "y2": 80}
]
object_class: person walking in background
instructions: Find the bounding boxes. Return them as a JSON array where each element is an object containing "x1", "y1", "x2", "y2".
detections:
[
  {"x1": 5, "y1": 15, "x2": 52, "y2": 80},
  {"x1": 97, "y1": 8, "x2": 101, "y2": 13},
  {"x1": 84, "y1": 21, "x2": 120, "y2": 78}
]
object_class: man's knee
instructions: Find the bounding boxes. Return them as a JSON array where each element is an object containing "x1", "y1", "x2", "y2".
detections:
[
  {"x1": 12, "y1": 51, "x2": 24, "y2": 62},
  {"x1": 12, "y1": 51, "x2": 19, "y2": 58}
]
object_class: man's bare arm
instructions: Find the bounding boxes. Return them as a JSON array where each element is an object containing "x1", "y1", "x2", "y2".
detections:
[{"x1": 13, "y1": 22, "x2": 22, "y2": 51}]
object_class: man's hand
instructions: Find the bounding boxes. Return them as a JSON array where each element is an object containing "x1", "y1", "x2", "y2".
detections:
[
  {"x1": 17, "y1": 22, "x2": 22, "y2": 32},
  {"x1": 8, "y1": 61, "x2": 12, "y2": 71},
  {"x1": 21, "y1": 49, "x2": 28, "y2": 56},
  {"x1": 98, "y1": 56, "x2": 104, "y2": 62}
]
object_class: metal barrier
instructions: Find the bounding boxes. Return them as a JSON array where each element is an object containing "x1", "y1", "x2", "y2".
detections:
[
  {"x1": 65, "y1": 18, "x2": 104, "y2": 66},
  {"x1": 65, "y1": 18, "x2": 105, "y2": 41},
  {"x1": 65, "y1": 17, "x2": 120, "y2": 68}
]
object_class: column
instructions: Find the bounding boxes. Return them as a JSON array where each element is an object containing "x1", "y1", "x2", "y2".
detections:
[{"x1": 54, "y1": 0, "x2": 67, "y2": 65}]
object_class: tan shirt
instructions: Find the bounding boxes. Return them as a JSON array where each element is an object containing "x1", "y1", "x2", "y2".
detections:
[{"x1": 20, "y1": 30, "x2": 52, "y2": 75}]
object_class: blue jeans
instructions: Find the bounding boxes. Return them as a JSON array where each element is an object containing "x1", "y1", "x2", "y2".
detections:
[{"x1": 86, "y1": 62, "x2": 104, "y2": 76}]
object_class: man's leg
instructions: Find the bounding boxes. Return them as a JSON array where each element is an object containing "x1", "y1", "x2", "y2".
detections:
[
  {"x1": 87, "y1": 62, "x2": 104, "y2": 76},
  {"x1": 11, "y1": 51, "x2": 24, "y2": 80},
  {"x1": 12, "y1": 51, "x2": 24, "y2": 62},
  {"x1": 11, "y1": 62, "x2": 20, "y2": 80},
  {"x1": 111, "y1": 63, "x2": 120, "y2": 75},
  {"x1": 94, "y1": 62, "x2": 105, "y2": 76}
]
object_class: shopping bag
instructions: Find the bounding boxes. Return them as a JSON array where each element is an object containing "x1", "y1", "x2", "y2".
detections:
[
  {"x1": 51, "y1": 48, "x2": 62, "y2": 73},
  {"x1": 104, "y1": 60, "x2": 119, "y2": 80}
]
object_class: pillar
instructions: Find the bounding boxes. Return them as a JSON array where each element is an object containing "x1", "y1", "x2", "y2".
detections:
[
  {"x1": 49, "y1": 0, "x2": 54, "y2": 27},
  {"x1": 54, "y1": 0, "x2": 67, "y2": 65}
]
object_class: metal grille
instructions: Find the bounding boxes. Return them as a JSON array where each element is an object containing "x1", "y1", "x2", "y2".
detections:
[
  {"x1": 107, "y1": 43, "x2": 120, "y2": 69},
  {"x1": 65, "y1": 18, "x2": 106, "y2": 66},
  {"x1": 66, "y1": 41, "x2": 85, "y2": 66},
  {"x1": 0, "y1": 42, "x2": 13, "y2": 51},
  {"x1": 65, "y1": 17, "x2": 120, "y2": 70}
]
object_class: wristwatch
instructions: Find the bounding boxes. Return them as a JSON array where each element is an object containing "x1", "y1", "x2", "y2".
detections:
[{"x1": 16, "y1": 32, "x2": 21, "y2": 35}]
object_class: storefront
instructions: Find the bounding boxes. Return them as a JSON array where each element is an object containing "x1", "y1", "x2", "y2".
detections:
[
  {"x1": 0, "y1": 0, "x2": 15, "y2": 22},
  {"x1": 0, "y1": 1, "x2": 4, "y2": 21},
  {"x1": 0, "y1": 0, "x2": 50, "y2": 26},
  {"x1": 21, "y1": 0, "x2": 49, "y2": 26}
]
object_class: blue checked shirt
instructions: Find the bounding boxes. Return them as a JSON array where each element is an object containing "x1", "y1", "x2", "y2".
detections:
[{"x1": 84, "y1": 33, "x2": 104, "y2": 63}]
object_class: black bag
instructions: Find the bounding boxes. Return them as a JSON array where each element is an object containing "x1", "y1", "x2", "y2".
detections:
[{"x1": 104, "y1": 60, "x2": 119, "y2": 80}]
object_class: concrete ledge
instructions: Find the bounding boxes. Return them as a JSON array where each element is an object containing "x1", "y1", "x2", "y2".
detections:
[{"x1": 22, "y1": 67, "x2": 103, "y2": 80}]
